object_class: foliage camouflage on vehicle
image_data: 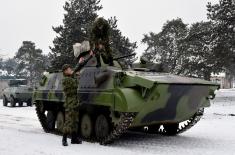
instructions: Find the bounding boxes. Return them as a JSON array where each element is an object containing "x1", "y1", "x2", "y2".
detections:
[{"x1": 33, "y1": 56, "x2": 219, "y2": 145}]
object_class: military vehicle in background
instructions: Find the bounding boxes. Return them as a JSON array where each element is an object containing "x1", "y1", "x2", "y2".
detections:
[
  {"x1": 33, "y1": 53, "x2": 219, "y2": 145},
  {"x1": 2, "y1": 79, "x2": 33, "y2": 107}
]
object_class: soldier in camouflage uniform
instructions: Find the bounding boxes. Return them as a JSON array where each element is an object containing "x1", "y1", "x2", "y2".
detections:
[
  {"x1": 62, "y1": 51, "x2": 94, "y2": 146},
  {"x1": 90, "y1": 17, "x2": 114, "y2": 66}
]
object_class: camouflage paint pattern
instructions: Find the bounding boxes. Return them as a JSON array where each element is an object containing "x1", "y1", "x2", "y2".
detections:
[
  {"x1": 62, "y1": 76, "x2": 79, "y2": 134},
  {"x1": 33, "y1": 73, "x2": 64, "y2": 102},
  {"x1": 3, "y1": 80, "x2": 32, "y2": 102},
  {"x1": 63, "y1": 109, "x2": 79, "y2": 134},
  {"x1": 33, "y1": 56, "x2": 219, "y2": 128}
]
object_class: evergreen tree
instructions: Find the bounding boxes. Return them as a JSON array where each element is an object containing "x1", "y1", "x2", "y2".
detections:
[
  {"x1": 141, "y1": 1, "x2": 235, "y2": 79},
  {"x1": 50, "y1": 0, "x2": 102, "y2": 70},
  {"x1": 2, "y1": 58, "x2": 18, "y2": 76},
  {"x1": 50, "y1": 0, "x2": 137, "y2": 70},
  {"x1": 184, "y1": 22, "x2": 220, "y2": 80},
  {"x1": 142, "y1": 18, "x2": 188, "y2": 74},
  {"x1": 207, "y1": 0, "x2": 235, "y2": 74},
  {"x1": 141, "y1": 19, "x2": 221, "y2": 80},
  {"x1": 108, "y1": 17, "x2": 137, "y2": 64},
  {"x1": 15, "y1": 41, "x2": 47, "y2": 86}
]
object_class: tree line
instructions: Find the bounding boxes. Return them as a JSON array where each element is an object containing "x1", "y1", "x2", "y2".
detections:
[
  {"x1": 0, "y1": 41, "x2": 49, "y2": 86},
  {"x1": 1, "y1": 0, "x2": 234, "y2": 84},
  {"x1": 142, "y1": 0, "x2": 235, "y2": 80},
  {"x1": 49, "y1": 0, "x2": 137, "y2": 70},
  {"x1": 0, "y1": 0, "x2": 137, "y2": 85}
]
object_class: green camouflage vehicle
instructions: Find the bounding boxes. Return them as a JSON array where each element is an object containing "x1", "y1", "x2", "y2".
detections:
[
  {"x1": 3, "y1": 79, "x2": 33, "y2": 107},
  {"x1": 33, "y1": 56, "x2": 219, "y2": 145}
]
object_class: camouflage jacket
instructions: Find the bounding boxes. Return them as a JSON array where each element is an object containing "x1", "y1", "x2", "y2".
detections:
[
  {"x1": 90, "y1": 18, "x2": 113, "y2": 66},
  {"x1": 62, "y1": 76, "x2": 79, "y2": 109},
  {"x1": 62, "y1": 76, "x2": 78, "y2": 95}
]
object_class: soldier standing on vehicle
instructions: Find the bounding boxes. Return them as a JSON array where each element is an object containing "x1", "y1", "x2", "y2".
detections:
[
  {"x1": 62, "y1": 47, "x2": 94, "y2": 146},
  {"x1": 90, "y1": 17, "x2": 114, "y2": 66}
]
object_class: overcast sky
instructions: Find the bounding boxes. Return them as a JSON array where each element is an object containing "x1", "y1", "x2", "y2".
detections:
[{"x1": 0, "y1": 0, "x2": 218, "y2": 59}]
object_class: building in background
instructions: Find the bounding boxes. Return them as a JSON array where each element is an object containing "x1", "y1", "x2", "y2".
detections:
[{"x1": 211, "y1": 73, "x2": 234, "y2": 89}]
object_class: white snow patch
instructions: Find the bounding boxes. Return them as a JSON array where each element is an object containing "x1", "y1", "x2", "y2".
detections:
[{"x1": 0, "y1": 89, "x2": 235, "y2": 155}]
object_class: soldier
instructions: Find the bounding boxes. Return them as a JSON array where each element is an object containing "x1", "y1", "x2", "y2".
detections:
[
  {"x1": 140, "y1": 56, "x2": 148, "y2": 68},
  {"x1": 62, "y1": 49, "x2": 94, "y2": 146},
  {"x1": 90, "y1": 17, "x2": 114, "y2": 66}
]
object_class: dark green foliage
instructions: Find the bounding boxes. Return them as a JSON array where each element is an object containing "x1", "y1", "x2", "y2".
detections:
[
  {"x1": 142, "y1": 18, "x2": 188, "y2": 75},
  {"x1": 50, "y1": 0, "x2": 102, "y2": 70},
  {"x1": 142, "y1": 19, "x2": 222, "y2": 80},
  {"x1": 108, "y1": 17, "x2": 137, "y2": 64},
  {"x1": 184, "y1": 22, "x2": 220, "y2": 80},
  {"x1": 141, "y1": 0, "x2": 235, "y2": 79},
  {"x1": 50, "y1": 0, "x2": 137, "y2": 70},
  {"x1": 15, "y1": 41, "x2": 47, "y2": 86},
  {"x1": 207, "y1": 0, "x2": 235, "y2": 75}
]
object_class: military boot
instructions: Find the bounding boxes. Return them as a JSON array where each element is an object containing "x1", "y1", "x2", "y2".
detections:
[
  {"x1": 62, "y1": 134, "x2": 68, "y2": 146},
  {"x1": 71, "y1": 132, "x2": 82, "y2": 144}
]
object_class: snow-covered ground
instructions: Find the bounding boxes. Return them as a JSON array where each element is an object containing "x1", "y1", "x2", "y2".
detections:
[{"x1": 0, "y1": 89, "x2": 235, "y2": 155}]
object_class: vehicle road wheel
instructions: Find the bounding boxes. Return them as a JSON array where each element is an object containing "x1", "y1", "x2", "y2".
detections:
[
  {"x1": 163, "y1": 123, "x2": 179, "y2": 136},
  {"x1": 27, "y1": 99, "x2": 32, "y2": 107},
  {"x1": 80, "y1": 114, "x2": 94, "y2": 139},
  {"x1": 10, "y1": 96, "x2": 16, "y2": 107},
  {"x1": 56, "y1": 111, "x2": 65, "y2": 133},
  {"x1": 147, "y1": 124, "x2": 161, "y2": 134},
  {"x1": 19, "y1": 101, "x2": 23, "y2": 107},
  {"x1": 46, "y1": 111, "x2": 56, "y2": 131},
  {"x1": 3, "y1": 96, "x2": 8, "y2": 106},
  {"x1": 95, "y1": 114, "x2": 110, "y2": 141}
]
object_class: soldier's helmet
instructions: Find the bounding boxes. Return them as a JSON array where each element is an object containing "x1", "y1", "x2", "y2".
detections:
[{"x1": 62, "y1": 64, "x2": 72, "y2": 72}]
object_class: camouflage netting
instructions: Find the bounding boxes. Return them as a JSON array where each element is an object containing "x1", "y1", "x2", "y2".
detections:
[
  {"x1": 90, "y1": 17, "x2": 113, "y2": 65},
  {"x1": 90, "y1": 17, "x2": 110, "y2": 46}
]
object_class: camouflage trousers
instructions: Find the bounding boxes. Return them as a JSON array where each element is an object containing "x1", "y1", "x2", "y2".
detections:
[{"x1": 63, "y1": 109, "x2": 79, "y2": 134}]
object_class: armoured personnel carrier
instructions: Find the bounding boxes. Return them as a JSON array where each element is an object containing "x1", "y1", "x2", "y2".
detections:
[
  {"x1": 33, "y1": 56, "x2": 219, "y2": 145},
  {"x1": 3, "y1": 79, "x2": 33, "y2": 107}
]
